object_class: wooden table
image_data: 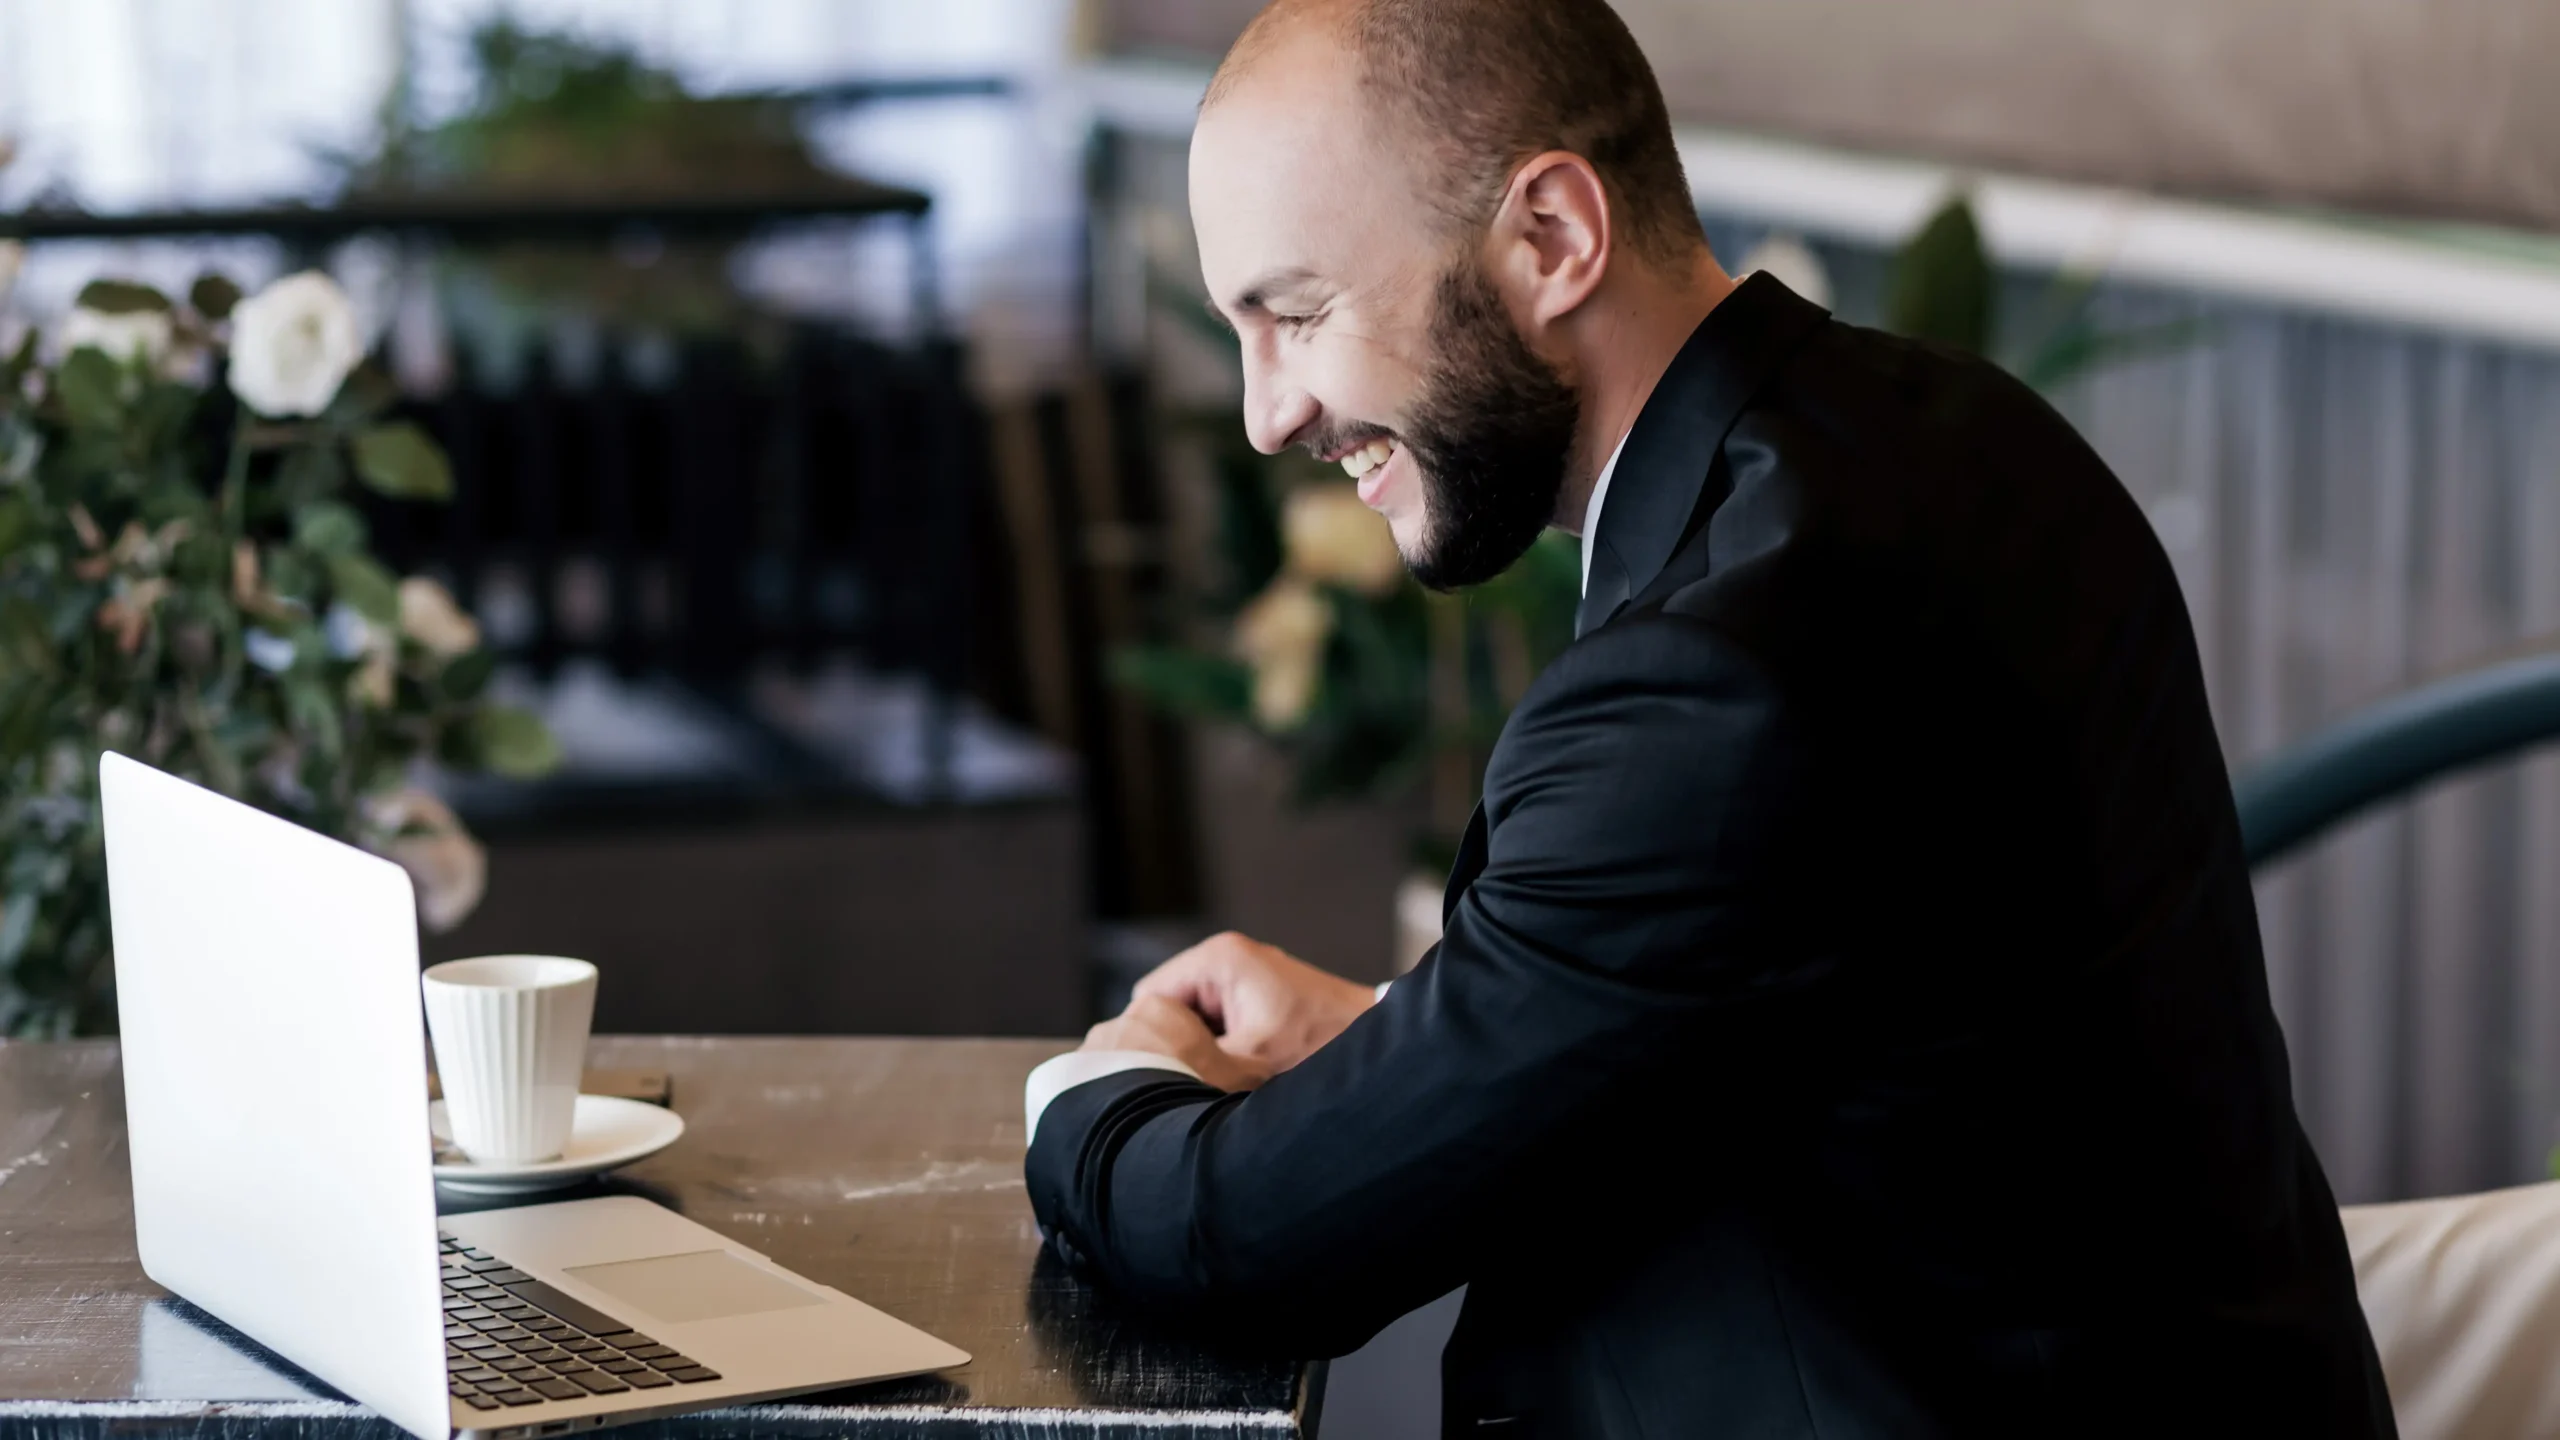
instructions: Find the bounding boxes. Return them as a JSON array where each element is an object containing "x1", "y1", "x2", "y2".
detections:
[{"x1": 0, "y1": 1037, "x2": 1318, "y2": 1438}]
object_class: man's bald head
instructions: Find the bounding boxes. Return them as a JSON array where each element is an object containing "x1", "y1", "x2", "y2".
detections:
[{"x1": 1204, "y1": 0, "x2": 1703, "y2": 265}]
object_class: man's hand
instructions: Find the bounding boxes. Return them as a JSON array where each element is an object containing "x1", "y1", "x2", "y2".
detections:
[
  {"x1": 1081, "y1": 994, "x2": 1270, "y2": 1091},
  {"x1": 1132, "y1": 931, "x2": 1377, "y2": 1075}
]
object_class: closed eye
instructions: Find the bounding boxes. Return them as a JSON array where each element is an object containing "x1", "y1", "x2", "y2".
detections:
[{"x1": 1274, "y1": 311, "x2": 1322, "y2": 333}]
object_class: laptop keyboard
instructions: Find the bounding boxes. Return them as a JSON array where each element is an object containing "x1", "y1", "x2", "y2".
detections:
[{"x1": 440, "y1": 1230, "x2": 724, "y2": 1413}]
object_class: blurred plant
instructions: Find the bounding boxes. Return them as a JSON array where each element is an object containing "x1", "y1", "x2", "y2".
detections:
[
  {"x1": 343, "y1": 20, "x2": 856, "y2": 332},
  {"x1": 1887, "y1": 191, "x2": 2203, "y2": 390},
  {"x1": 0, "y1": 270, "x2": 559, "y2": 1036}
]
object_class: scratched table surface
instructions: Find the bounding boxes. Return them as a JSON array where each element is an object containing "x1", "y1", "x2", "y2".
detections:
[{"x1": 0, "y1": 1037, "x2": 1316, "y2": 1438}]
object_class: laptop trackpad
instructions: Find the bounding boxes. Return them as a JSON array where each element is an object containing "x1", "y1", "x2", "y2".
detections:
[{"x1": 565, "y1": 1249, "x2": 828, "y2": 1325}]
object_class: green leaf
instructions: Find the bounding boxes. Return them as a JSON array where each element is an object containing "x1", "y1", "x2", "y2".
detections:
[
  {"x1": 351, "y1": 422, "x2": 454, "y2": 501},
  {"x1": 1887, "y1": 194, "x2": 1996, "y2": 356},
  {"x1": 292, "y1": 501, "x2": 368, "y2": 554},
  {"x1": 1109, "y1": 645, "x2": 1254, "y2": 722},
  {"x1": 0, "y1": 598, "x2": 57, "y2": 678},
  {"x1": 438, "y1": 647, "x2": 497, "y2": 703},
  {"x1": 188, "y1": 273, "x2": 243, "y2": 320},
  {"x1": 52, "y1": 348, "x2": 123, "y2": 431},
  {"x1": 325, "y1": 552, "x2": 399, "y2": 624},
  {"x1": 282, "y1": 674, "x2": 343, "y2": 759},
  {"x1": 464, "y1": 705, "x2": 561, "y2": 778},
  {"x1": 74, "y1": 279, "x2": 172, "y2": 315},
  {"x1": 263, "y1": 548, "x2": 319, "y2": 605},
  {"x1": 0, "y1": 497, "x2": 32, "y2": 558}
]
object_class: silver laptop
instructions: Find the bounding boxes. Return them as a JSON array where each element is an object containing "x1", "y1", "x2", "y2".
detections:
[{"x1": 100, "y1": 752, "x2": 969, "y2": 1440}]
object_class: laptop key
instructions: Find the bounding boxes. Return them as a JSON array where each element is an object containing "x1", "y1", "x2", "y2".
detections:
[
  {"x1": 526, "y1": 1379, "x2": 583, "y2": 1401},
  {"x1": 660, "y1": 1367, "x2": 722, "y2": 1384},
  {"x1": 597, "y1": 1360, "x2": 647, "y2": 1375},
  {"x1": 452, "y1": 1367, "x2": 502, "y2": 1383},
  {"x1": 619, "y1": 1345, "x2": 676, "y2": 1362},
  {"x1": 497, "y1": 1278, "x2": 637, "y2": 1340},
  {"x1": 478, "y1": 1268, "x2": 533, "y2": 1286},
  {"x1": 567, "y1": 1373, "x2": 630, "y2": 1395},
  {"x1": 621, "y1": 1370, "x2": 673, "y2": 1389},
  {"x1": 493, "y1": 1392, "x2": 545, "y2": 1408},
  {"x1": 460, "y1": 1394, "x2": 502, "y2": 1411},
  {"x1": 558, "y1": 1338, "x2": 606, "y2": 1354}
]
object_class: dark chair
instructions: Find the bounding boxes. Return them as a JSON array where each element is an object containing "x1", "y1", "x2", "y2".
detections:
[{"x1": 2235, "y1": 646, "x2": 2560, "y2": 869}]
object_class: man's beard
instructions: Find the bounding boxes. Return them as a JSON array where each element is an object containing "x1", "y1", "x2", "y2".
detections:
[{"x1": 1399, "y1": 260, "x2": 1582, "y2": 592}]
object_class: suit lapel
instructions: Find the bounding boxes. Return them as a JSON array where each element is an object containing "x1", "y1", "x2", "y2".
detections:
[{"x1": 1573, "y1": 274, "x2": 1829, "y2": 638}]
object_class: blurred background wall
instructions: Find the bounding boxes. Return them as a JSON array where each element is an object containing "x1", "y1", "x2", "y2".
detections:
[{"x1": 7, "y1": 0, "x2": 2560, "y2": 1217}]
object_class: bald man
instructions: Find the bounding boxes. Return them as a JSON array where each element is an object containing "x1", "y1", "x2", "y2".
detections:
[{"x1": 1025, "y1": 2, "x2": 2395, "y2": 1435}]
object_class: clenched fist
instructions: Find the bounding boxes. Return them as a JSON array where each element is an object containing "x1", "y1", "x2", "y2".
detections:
[
  {"x1": 1080, "y1": 993, "x2": 1271, "y2": 1091},
  {"x1": 1128, "y1": 931, "x2": 1378, "y2": 1075}
]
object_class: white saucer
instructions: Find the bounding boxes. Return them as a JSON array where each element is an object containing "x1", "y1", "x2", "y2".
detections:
[{"x1": 430, "y1": 1095, "x2": 684, "y2": 1195}]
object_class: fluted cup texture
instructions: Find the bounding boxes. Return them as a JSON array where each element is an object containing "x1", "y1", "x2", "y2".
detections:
[{"x1": 422, "y1": 955, "x2": 596, "y2": 1163}]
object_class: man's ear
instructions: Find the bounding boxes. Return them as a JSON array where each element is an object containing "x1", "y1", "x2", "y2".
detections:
[{"x1": 1486, "y1": 150, "x2": 1613, "y2": 332}]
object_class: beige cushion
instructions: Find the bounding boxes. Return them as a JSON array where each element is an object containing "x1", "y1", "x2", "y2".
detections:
[{"x1": 2344, "y1": 1181, "x2": 2560, "y2": 1439}]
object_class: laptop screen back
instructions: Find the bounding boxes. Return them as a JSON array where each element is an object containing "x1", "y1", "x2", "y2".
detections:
[{"x1": 102, "y1": 753, "x2": 451, "y2": 1440}]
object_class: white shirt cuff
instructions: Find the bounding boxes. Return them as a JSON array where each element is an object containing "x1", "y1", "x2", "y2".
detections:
[
  {"x1": 1375, "y1": 979, "x2": 1394, "y2": 1001},
  {"x1": 1024, "y1": 1050, "x2": 1201, "y2": 1143}
]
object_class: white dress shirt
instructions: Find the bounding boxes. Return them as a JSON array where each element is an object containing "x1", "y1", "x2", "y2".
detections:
[{"x1": 1023, "y1": 435, "x2": 1634, "y2": 1144}]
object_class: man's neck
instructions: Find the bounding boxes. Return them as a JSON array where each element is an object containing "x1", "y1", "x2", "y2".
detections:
[{"x1": 1554, "y1": 249, "x2": 1737, "y2": 536}]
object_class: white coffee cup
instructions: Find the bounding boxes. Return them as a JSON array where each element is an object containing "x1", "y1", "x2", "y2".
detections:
[{"x1": 422, "y1": 954, "x2": 597, "y2": 1164}]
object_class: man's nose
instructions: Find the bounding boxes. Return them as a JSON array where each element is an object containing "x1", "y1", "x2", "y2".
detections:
[{"x1": 1240, "y1": 350, "x2": 1317, "y2": 458}]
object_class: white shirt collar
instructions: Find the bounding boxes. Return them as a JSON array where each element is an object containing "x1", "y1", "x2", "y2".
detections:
[{"x1": 1578, "y1": 434, "x2": 1631, "y2": 598}]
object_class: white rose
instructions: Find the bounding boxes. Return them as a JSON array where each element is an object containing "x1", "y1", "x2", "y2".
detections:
[
  {"x1": 1735, "y1": 233, "x2": 1835, "y2": 310},
  {"x1": 399, "y1": 576, "x2": 481, "y2": 657},
  {"x1": 1234, "y1": 577, "x2": 1335, "y2": 731},
  {"x1": 227, "y1": 270, "x2": 364, "y2": 418},
  {"x1": 56, "y1": 306, "x2": 173, "y2": 365},
  {"x1": 1283, "y1": 484, "x2": 1405, "y2": 596}
]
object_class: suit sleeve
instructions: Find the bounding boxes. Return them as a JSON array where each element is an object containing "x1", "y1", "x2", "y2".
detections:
[{"x1": 1025, "y1": 615, "x2": 1818, "y2": 1357}]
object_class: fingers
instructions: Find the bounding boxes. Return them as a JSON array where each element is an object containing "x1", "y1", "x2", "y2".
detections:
[{"x1": 1132, "y1": 931, "x2": 1265, "y2": 1028}]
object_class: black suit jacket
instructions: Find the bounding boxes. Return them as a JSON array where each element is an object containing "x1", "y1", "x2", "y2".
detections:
[{"x1": 1028, "y1": 275, "x2": 2395, "y2": 1438}]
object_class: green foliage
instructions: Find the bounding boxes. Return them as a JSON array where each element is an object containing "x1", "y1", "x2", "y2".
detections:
[
  {"x1": 1890, "y1": 193, "x2": 2209, "y2": 390},
  {"x1": 346, "y1": 19, "x2": 857, "y2": 333},
  {"x1": 352, "y1": 421, "x2": 454, "y2": 500},
  {"x1": 0, "y1": 278, "x2": 558, "y2": 1037},
  {"x1": 1888, "y1": 199, "x2": 1995, "y2": 354}
]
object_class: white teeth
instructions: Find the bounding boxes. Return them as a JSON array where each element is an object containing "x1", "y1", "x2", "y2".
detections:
[{"x1": 1339, "y1": 438, "x2": 1396, "y2": 479}]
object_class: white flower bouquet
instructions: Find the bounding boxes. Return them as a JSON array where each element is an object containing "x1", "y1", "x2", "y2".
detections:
[{"x1": 0, "y1": 269, "x2": 559, "y2": 1035}]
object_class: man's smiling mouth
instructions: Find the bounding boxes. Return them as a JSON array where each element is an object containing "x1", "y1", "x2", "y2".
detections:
[{"x1": 1339, "y1": 437, "x2": 1397, "y2": 481}]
